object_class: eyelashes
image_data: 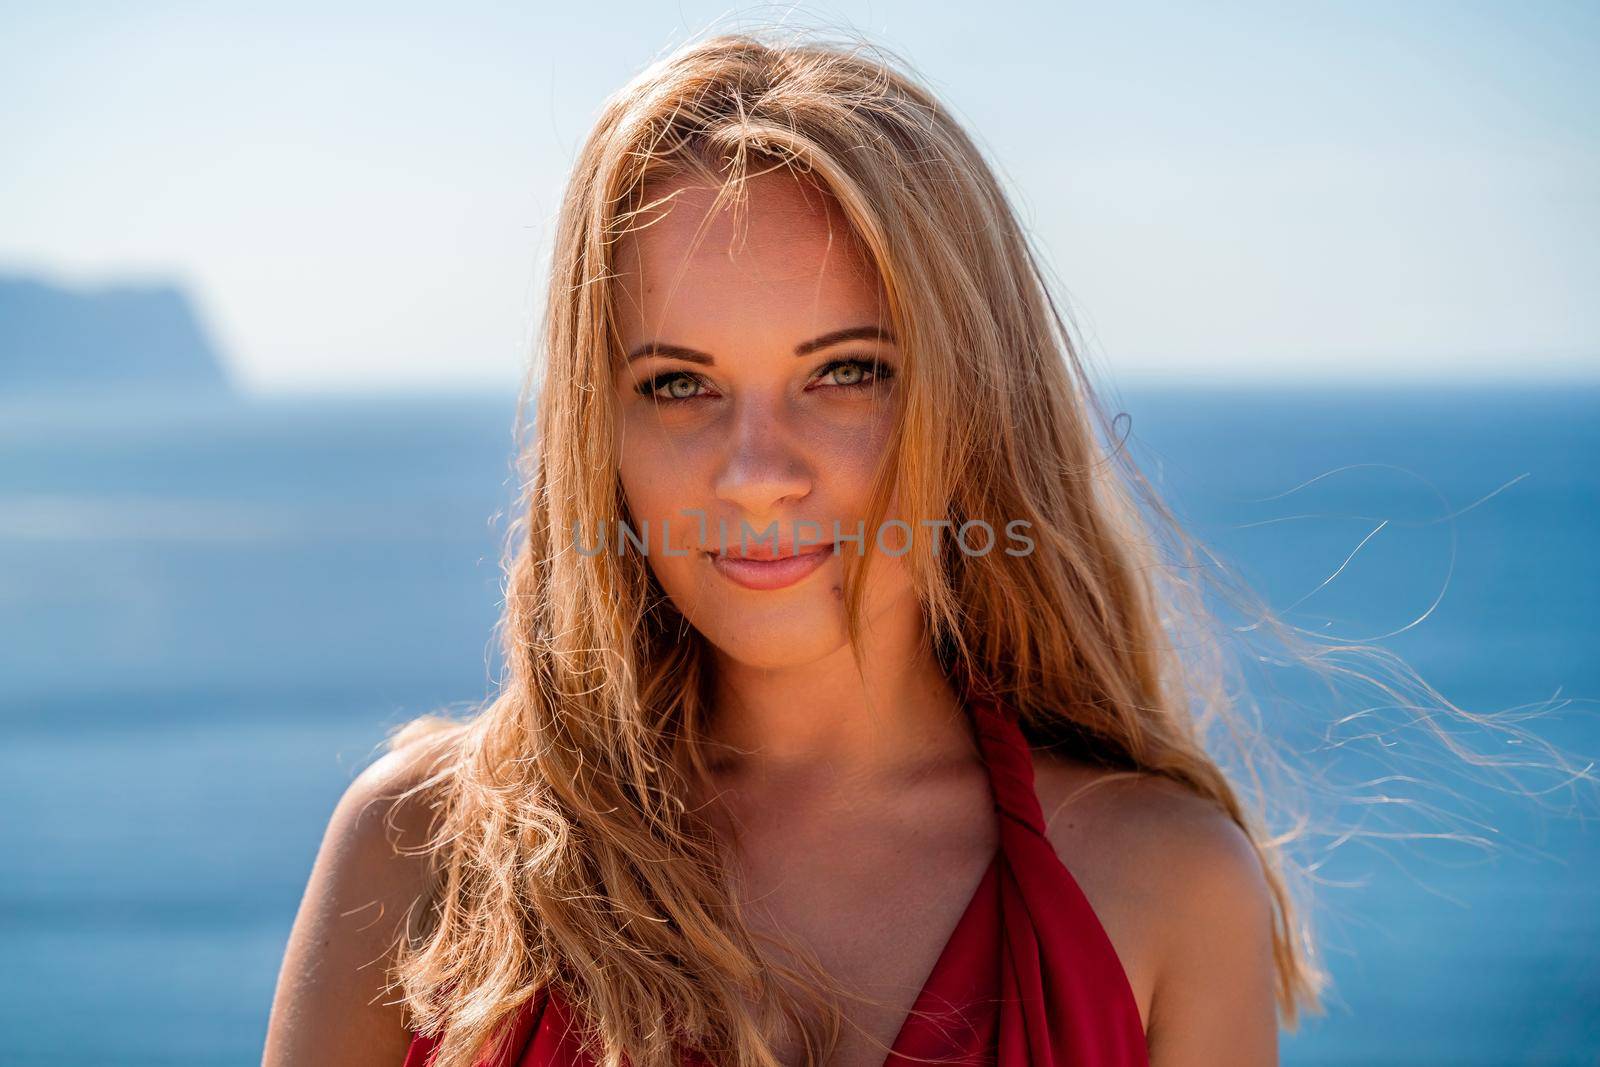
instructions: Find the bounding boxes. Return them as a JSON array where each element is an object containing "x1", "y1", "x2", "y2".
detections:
[{"x1": 635, "y1": 356, "x2": 896, "y2": 404}]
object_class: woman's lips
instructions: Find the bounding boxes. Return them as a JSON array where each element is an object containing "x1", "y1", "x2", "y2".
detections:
[{"x1": 707, "y1": 542, "x2": 834, "y2": 591}]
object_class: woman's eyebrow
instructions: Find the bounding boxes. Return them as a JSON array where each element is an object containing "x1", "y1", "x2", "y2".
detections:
[
  {"x1": 624, "y1": 342, "x2": 714, "y2": 365},
  {"x1": 794, "y1": 324, "x2": 896, "y2": 356},
  {"x1": 625, "y1": 324, "x2": 896, "y2": 365}
]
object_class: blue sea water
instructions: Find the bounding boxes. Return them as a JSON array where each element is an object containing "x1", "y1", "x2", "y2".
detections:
[{"x1": 0, "y1": 384, "x2": 1594, "y2": 1066}]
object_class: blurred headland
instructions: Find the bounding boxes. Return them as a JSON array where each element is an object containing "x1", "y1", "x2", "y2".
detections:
[{"x1": 0, "y1": 272, "x2": 234, "y2": 397}]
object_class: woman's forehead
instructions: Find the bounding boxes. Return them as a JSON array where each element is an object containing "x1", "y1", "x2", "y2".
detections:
[
  {"x1": 616, "y1": 171, "x2": 876, "y2": 286},
  {"x1": 611, "y1": 171, "x2": 886, "y2": 338}
]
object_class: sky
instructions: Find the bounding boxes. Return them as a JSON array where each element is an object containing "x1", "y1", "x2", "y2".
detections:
[{"x1": 1, "y1": 0, "x2": 1596, "y2": 392}]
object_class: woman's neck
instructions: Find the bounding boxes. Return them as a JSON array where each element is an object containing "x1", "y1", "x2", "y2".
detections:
[{"x1": 702, "y1": 614, "x2": 969, "y2": 784}]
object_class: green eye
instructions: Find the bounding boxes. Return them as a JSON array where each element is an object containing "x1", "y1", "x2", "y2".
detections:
[
  {"x1": 638, "y1": 372, "x2": 710, "y2": 402},
  {"x1": 663, "y1": 376, "x2": 701, "y2": 399},
  {"x1": 813, "y1": 357, "x2": 893, "y2": 391}
]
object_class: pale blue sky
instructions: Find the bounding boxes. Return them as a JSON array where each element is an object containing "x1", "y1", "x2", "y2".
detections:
[{"x1": 2, "y1": 0, "x2": 1595, "y2": 391}]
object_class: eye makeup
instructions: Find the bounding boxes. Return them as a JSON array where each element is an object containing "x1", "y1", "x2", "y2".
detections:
[{"x1": 634, "y1": 355, "x2": 895, "y2": 404}]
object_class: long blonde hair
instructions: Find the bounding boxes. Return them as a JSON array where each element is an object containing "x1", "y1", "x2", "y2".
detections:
[{"x1": 381, "y1": 26, "x2": 1574, "y2": 1067}]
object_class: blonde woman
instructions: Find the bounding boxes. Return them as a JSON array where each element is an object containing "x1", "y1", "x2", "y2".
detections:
[{"x1": 264, "y1": 30, "x2": 1318, "y2": 1067}]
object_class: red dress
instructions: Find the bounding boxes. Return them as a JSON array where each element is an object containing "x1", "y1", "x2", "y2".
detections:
[{"x1": 403, "y1": 695, "x2": 1149, "y2": 1066}]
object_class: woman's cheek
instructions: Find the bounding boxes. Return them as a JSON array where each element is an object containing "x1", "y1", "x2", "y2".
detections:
[
  {"x1": 617, "y1": 427, "x2": 709, "y2": 594},
  {"x1": 622, "y1": 421, "x2": 697, "y2": 515},
  {"x1": 804, "y1": 414, "x2": 891, "y2": 501}
]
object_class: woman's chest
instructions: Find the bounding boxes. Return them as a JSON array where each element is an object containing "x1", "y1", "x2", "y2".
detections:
[{"x1": 721, "y1": 790, "x2": 997, "y2": 1065}]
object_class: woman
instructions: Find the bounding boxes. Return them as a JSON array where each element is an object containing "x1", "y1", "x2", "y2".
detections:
[{"x1": 264, "y1": 30, "x2": 1315, "y2": 1067}]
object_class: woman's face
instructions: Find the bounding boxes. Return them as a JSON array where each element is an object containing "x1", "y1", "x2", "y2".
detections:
[{"x1": 610, "y1": 169, "x2": 917, "y2": 671}]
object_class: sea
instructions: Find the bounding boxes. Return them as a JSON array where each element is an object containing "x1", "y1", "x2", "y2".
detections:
[{"x1": 0, "y1": 383, "x2": 1595, "y2": 1066}]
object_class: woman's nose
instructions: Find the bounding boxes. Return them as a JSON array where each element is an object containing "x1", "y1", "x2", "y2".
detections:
[{"x1": 711, "y1": 399, "x2": 813, "y2": 515}]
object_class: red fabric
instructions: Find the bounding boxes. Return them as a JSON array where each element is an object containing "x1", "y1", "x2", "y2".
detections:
[{"x1": 403, "y1": 696, "x2": 1149, "y2": 1066}]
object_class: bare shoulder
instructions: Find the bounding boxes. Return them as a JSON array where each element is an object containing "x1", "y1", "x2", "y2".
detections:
[
  {"x1": 261, "y1": 722, "x2": 465, "y2": 1067},
  {"x1": 314, "y1": 731, "x2": 454, "y2": 897},
  {"x1": 1030, "y1": 751, "x2": 1280, "y2": 1065},
  {"x1": 304, "y1": 727, "x2": 457, "y2": 921},
  {"x1": 1030, "y1": 751, "x2": 1267, "y2": 895}
]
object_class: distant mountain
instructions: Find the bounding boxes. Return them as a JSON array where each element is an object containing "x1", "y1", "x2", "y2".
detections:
[{"x1": 0, "y1": 273, "x2": 232, "y2": 393}]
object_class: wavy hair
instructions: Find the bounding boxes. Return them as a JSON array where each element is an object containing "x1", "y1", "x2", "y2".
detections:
[{"x1": 378, "y1": 25, "x2": 1581, "y2": 1067}]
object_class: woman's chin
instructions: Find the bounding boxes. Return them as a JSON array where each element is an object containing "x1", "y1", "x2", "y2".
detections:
[{"x1": 697, "y1": 615, "x2": 849, "y2": 673}]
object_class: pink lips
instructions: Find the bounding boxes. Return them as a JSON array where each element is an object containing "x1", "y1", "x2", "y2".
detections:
[{"x1": 707, "y1": 541, "x2": 835, "y2": 591}]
